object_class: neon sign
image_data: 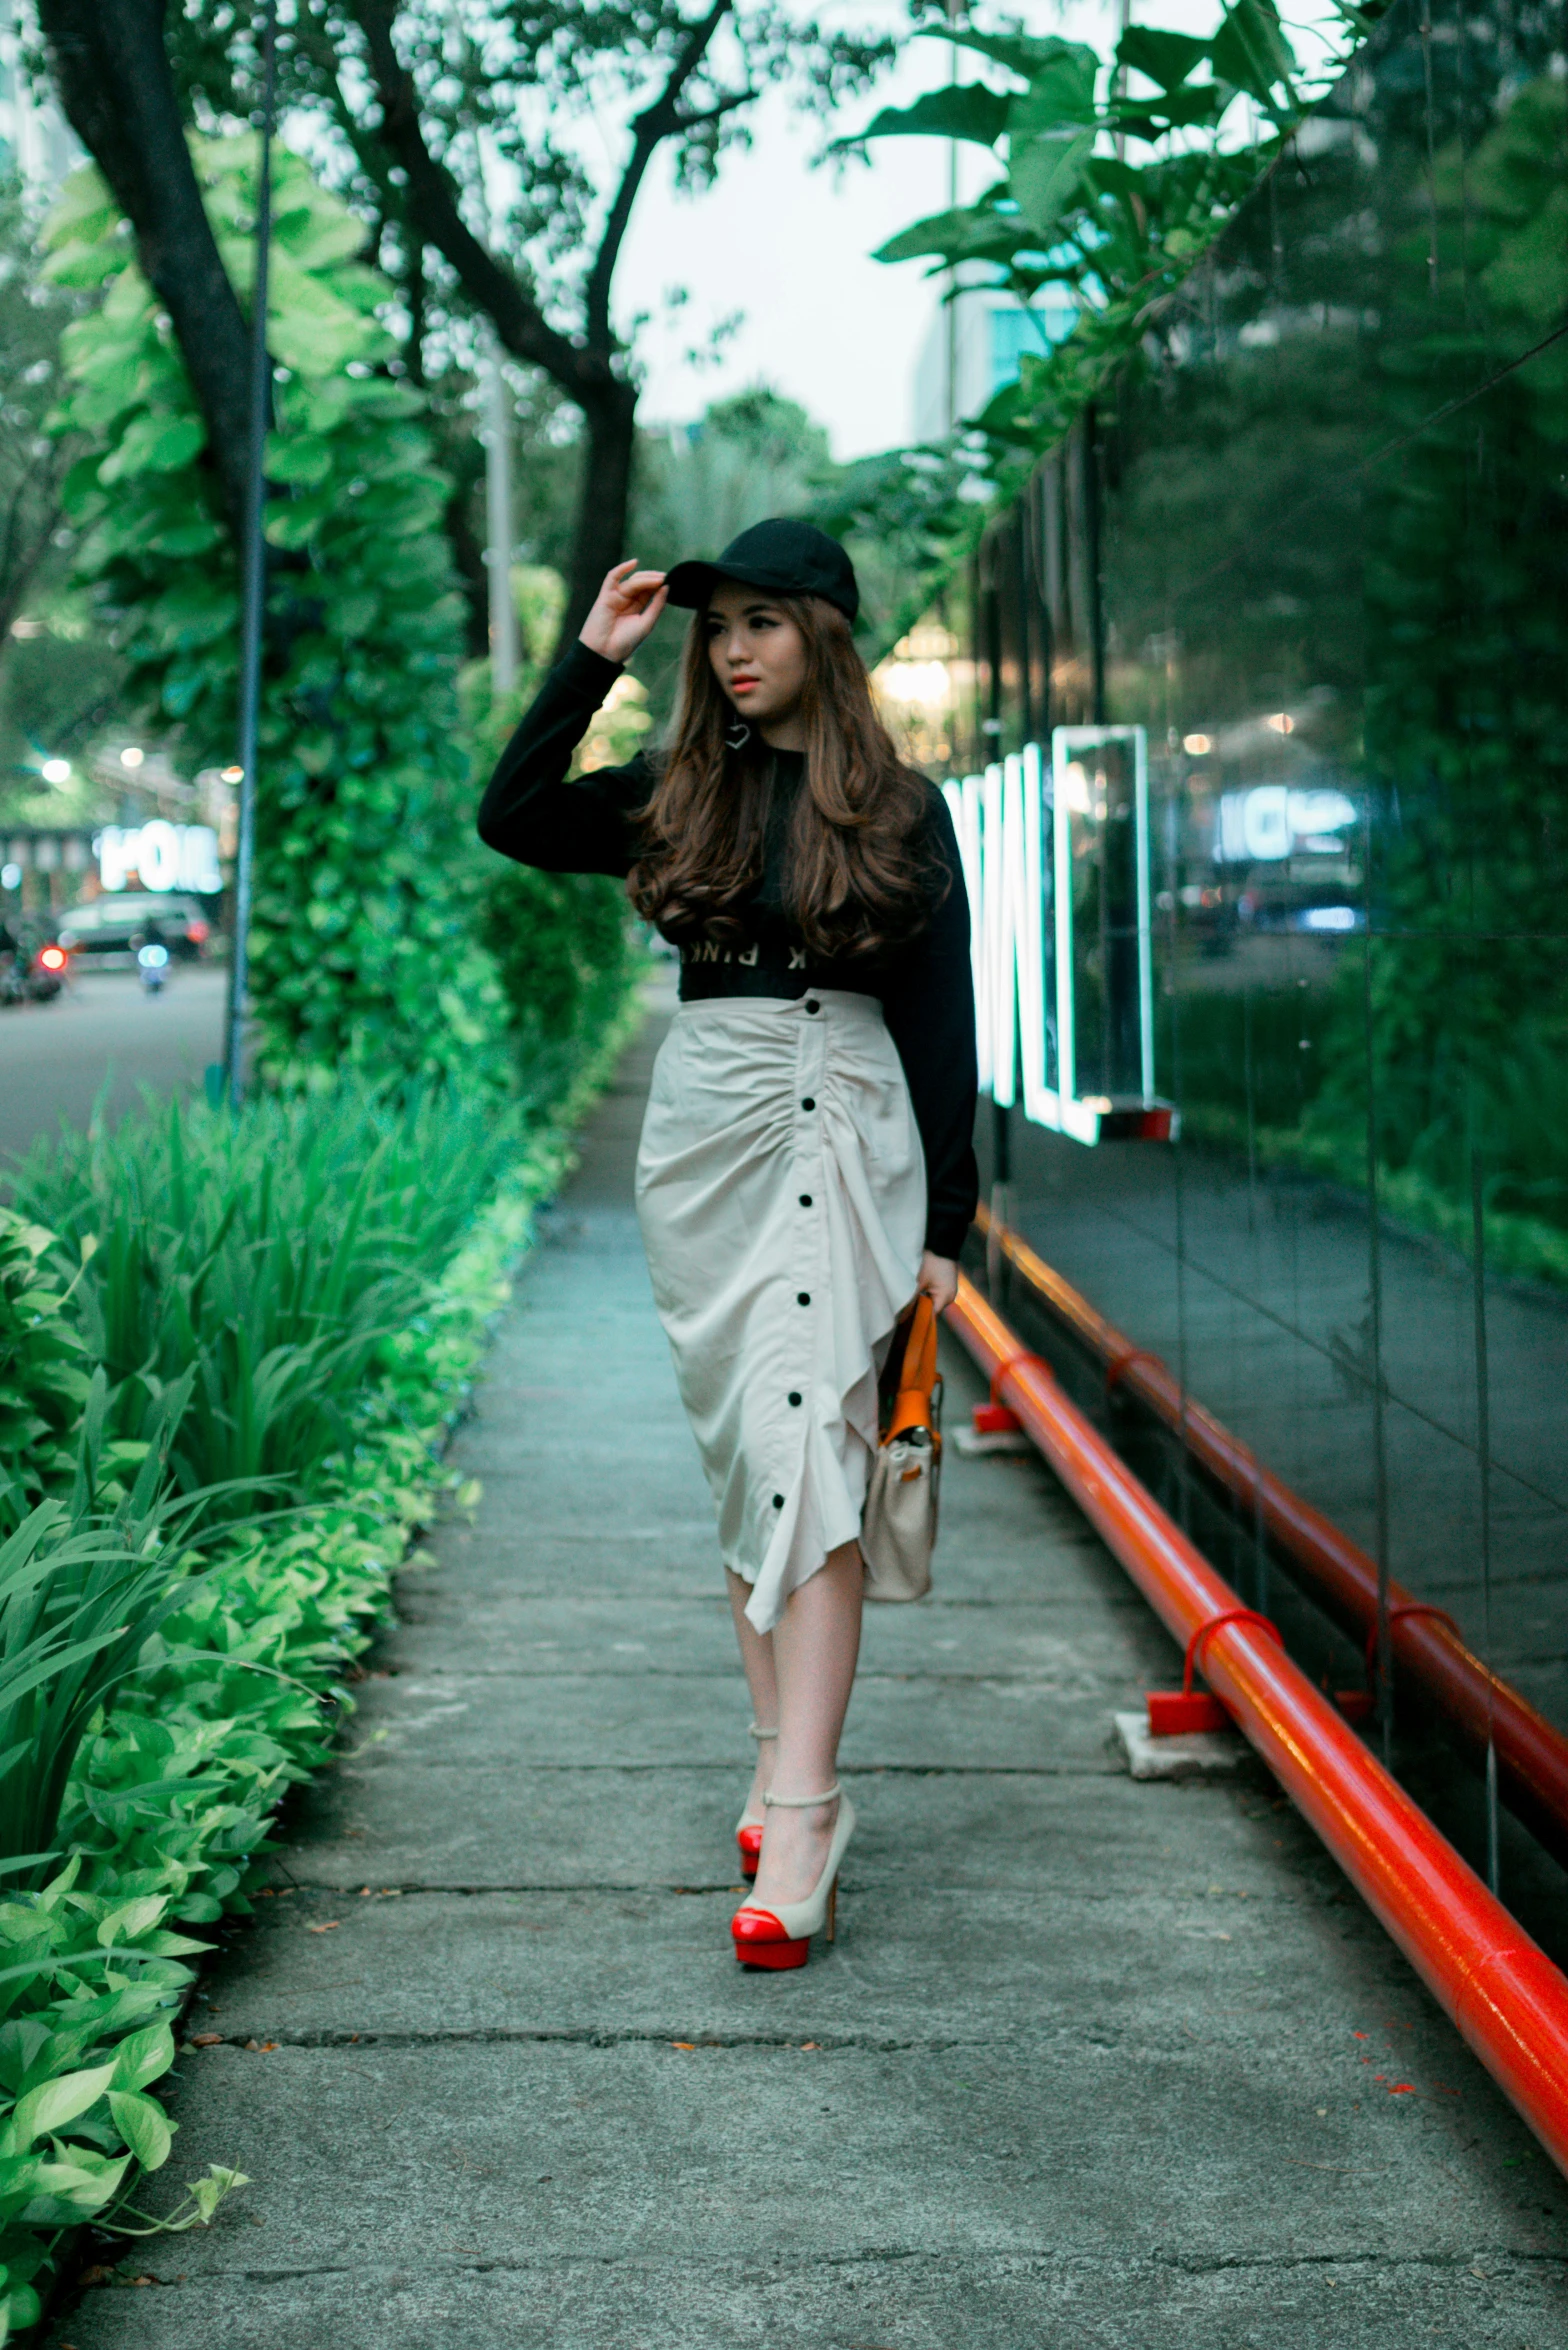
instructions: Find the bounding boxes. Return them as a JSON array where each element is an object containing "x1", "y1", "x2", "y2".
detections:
[
  {"x1": 96, "y1": 823, "x2": 222, "y2": 894},
  {"x1": 943, "y1": 726, "x2": 1172, "y2": 1147}
]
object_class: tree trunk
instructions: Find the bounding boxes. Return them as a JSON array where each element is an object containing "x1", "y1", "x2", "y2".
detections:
[
  {"x1": 36, "y1": 0, "x2": 253, "y2": 533},
  {"x1": 555, "y1": 378, "x2": 639, "y2": 662}
]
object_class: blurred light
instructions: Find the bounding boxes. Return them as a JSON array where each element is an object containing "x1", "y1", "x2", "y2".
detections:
[
  {"x1": 1063, "y1": 761, "x2": 1092, "y2": 814},
  {"x1": 138, "y1": 943, "x2": 169, "y2": 969},
  {"x1": 37, "y1": 944, "x2": 67, "y2": 971},
  {"x1": 221, "y1": 765, "x2": 244, "y2": 782},
  {"x1": 1182, "y1": 733, "x2": 1212, "y2": 755},
  {"x1": 1266, "y1": 712, "x2": 1295, "y2": 734},
  {"x1": 10, "y1": 618, "x2": 44, "y2": 639},
  {"x1": 40, "y1": 757, "x2": 71, "y2": 784},
  {"x1": 98, "y1": 821, "x2": 221, "y2": 894},
  {"x1": 187, "y1": 919, "x2": 210, "y2": 946},
  {"x1": 119, "y1": 745, "x2": 145, "y2": 770},
  {"x1": 1218, "y1": 784, "x2": 1359, "y2": 864},
  {"x1": 1304, "y1": 905, "x2": 1357, "y2": 932},
  {"x1": 0, "y1": 864, "x2": 19, "y2": 891},
  {"x1": 1289, "y1": 788, "x2": 1358, "y2": 843},
  {"x1": 877, "y1": 659, "x2": 953, "y2": 708},
  {"x1": 138, "y1": 819, "x2": 181, "y2": 891}
]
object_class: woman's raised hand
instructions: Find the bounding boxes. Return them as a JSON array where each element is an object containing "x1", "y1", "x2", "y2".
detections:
[{"x1": 580, "y1": 560, "x2": 668, "y2": 664}]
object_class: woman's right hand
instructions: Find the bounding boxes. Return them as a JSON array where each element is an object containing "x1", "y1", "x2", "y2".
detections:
[{"x1": 579, "y1": 560, "x2": 668, "y2": 665}]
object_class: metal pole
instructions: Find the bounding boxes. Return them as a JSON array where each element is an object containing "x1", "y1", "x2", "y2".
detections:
[
  {"x1": 944, "y1": 0, "x2": 959, "y2": 433},
  {"x1": 223, "y1": 0, "x2": 277, "y2": 1111},
  {"x1": 481, "y1": 333, "x2": 518, "y2": 699}
]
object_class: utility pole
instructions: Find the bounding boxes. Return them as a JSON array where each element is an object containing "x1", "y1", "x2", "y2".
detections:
[
  {"x1": 482, "y1": 332, "x2": 518, "y2": 699},
  {"x1": 223, "y1": 0, "x2": 276, "y2": 1111},
  {"x1": 468, "y1": 132, "x2": 518, "y2": 703},
  {"x1": 945, "y1": 0, "x2": 961, "y2": 433}
]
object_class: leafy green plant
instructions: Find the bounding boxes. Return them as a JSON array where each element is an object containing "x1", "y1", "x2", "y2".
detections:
[
  {"x1": 825, "y1": 0, "x2": 1366, "y2": 590},
  {"x1": 12, "y1": 1083, "x2": 535, "y2": 1510},
  {"x1": 40, "y1": 138, "x2": 508, "y2": 1089},
  {"x1": 0, "y1": 1863, "x2": 246, "y2": 2336},
  {"x1": 0, "y1": 1217, "x2": 88, "y2": 1514},
  {"x1": 476, "y1": 865, "x2": 641, "y2": 1081},
  {"x1": 0, "y1": 1379, "x2": 249, "y2": 1886}
]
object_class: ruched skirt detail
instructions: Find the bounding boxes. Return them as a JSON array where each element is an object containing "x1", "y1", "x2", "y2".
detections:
[{"x1": 635, "y1": 990, "x2": 926, "y2": 1634}]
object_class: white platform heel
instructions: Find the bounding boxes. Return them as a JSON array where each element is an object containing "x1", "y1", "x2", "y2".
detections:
[{"x1": 731, "y1": 1786, "x2": 856, "y2": 1969}]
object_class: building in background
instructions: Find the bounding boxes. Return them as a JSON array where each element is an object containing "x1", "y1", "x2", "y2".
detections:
[{"x1": 912, "y1": 274, "x2": 1079, "y2": 443}]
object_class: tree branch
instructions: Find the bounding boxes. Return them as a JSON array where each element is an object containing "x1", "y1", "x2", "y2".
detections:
[
  {"x1": 35, "y1": 0, "x2": 254, "y2": 533},
  {"x1": 346, "y1": 0, "x2": 618, "y2": 403},
  {"x1": 583, "y1": 0, "x2": 737, "y2": 352}
]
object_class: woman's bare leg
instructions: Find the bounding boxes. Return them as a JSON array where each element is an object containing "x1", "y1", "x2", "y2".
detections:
[
  {"x1": 749, "y1": 1539, "x2": 863, "y2": 1911},
  {"x1": 727, "y1": 1568, "x2": 778, "y2": 1818}
]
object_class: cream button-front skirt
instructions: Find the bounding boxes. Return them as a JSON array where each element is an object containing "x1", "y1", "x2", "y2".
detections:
[{"x1": 635, "y1": 990, "x2": 926, "y2": 1633}]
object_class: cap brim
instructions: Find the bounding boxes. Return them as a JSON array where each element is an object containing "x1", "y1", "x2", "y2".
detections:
[
  {"x1": 663, "y1": 559, "x2": 857, "y2": 621},
  {"x1": 663, "y1": 558, "x2": 784, "y2": 611}
]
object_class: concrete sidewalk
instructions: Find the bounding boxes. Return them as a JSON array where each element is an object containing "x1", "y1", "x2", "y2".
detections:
[{"x1": 56, "y1": 1018, "x2": 1568, "y2": 2347}]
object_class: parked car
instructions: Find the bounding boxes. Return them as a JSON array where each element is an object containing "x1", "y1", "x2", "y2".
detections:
[{"x1": 54, "y1": 894, "x2": 213, "y2": 970}]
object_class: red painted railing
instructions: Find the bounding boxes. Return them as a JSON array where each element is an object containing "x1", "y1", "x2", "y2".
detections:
[
  {"x1": 975, "y1": 1204, "x2": 1568, "y2": 1864},
  {"x1": 948, "y1": 1272, "x2": 1568, "y2": 2176}
]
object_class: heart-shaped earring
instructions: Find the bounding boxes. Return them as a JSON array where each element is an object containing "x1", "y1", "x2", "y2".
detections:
[{"x1": 725, "y1": 720, "x2": 752, "y2": 751}]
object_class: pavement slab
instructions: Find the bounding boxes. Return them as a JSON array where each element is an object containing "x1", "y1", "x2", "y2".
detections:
[{"x1": 51, "y1": 1007, "x2": 1568, "y2": 2349}]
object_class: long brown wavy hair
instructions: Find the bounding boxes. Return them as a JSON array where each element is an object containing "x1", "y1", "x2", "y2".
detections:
[{"x1": 627, "y1": 593, "x2": 942, "y2": 961}]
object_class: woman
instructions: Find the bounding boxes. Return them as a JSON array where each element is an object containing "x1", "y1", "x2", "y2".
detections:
[{"x1": 478, "y1": 518, "x2": 977, "y2": 1968}]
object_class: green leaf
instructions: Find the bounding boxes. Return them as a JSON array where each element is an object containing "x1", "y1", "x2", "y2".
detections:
[
  {"x1": 107, "y1": 2088, "x2": 173, "y2": 2172},
  {"x1": 109, "y1": 2021, "x2": 176, "y2": 2095},
  {"x1": 18, "y1": 2148, "x2": 131, "y2": 2220},
  {"x1": 1108, "y1": 83, "x2": 1230, "y2": 139},
  {"x1": 1116, "y1": 26, "x2": 1212, "y2": 91},
  {"x1": 96, "y1": 1897, "x2": 168, "y2": 1949},
  {"x1": 942, "y1": 29, "x2": 1100, "y2": 85},
  {"x1": 187, "y1": 2162, "x2": 250, "y2": 2225},
  {"x1": 1210, "y1": 0, "x2": 1300, "y2": 108},
  {"x1": 267, "y1": 434, "x2": 335, "y2": 488},
  {"x1": 850, "y1": 84, "x2": 1012, "y2": 149},
  {"x1": 1008, "y1": 51, "x2": 1101, "y2": 136},
  {"x1": 8, "y1": 2061, "x2": 116, "y2": 2151},
  {"x1": 1009, "y1": 127, "x2": 1098, "y2": 236},
  {"x1": 873, "y1": 201, "x2": 1025, "y2": 269},
  {"x1": 99, "y1": 412, "x2": 206, "y2": 482}
]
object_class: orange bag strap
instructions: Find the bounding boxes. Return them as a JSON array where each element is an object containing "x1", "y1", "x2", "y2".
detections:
[{"x1": 886, "y1": 1294, "x2": 939, "y2": 1443}]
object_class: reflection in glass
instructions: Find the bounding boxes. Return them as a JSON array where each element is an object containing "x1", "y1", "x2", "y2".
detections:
[{"x1": 916, "y1": 0, "x2": 1568, "y2": 1946}]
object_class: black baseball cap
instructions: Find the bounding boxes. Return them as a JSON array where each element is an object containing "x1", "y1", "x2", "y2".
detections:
[{"x1": 663, "y1": 518, "x2": 860, "y2": 624}]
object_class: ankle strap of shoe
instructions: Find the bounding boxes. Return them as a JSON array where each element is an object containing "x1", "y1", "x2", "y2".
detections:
[
  {"x1": 763, "y1": 1782, "x2": 840, "y2": 1808},
  {"x1": 748, "y1": 1722, "x2": 779, "y2": 1741}
]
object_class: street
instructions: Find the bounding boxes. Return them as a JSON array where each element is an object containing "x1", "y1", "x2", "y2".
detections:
[{"x1": 0, "y1": 966, "x2": 227, "y2": 1175}]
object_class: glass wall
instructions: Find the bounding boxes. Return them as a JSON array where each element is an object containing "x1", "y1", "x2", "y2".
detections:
[{"x1": 911, "y1": 0, "x2": 1568, "y2": 1950}]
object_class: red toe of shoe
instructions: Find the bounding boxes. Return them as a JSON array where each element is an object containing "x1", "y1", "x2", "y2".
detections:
[{"x1": 731, "y1": 1904, "x2": 808, "y2": 1969}]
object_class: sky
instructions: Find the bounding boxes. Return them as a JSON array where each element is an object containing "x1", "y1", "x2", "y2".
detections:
[
  {"x1": 615, "y1": 0, "x2": 1351, "y2": 461},
  {"x1": 616, "y1": 7, "x2": 1084, "y2": 462}
]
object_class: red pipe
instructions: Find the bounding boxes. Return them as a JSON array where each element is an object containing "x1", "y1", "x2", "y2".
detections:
[
  {"x1": 947, "y1": 1272, "x2": 1568, "y2": 2176},
  {"x1": 976, "y1": 1205, "x2": 1568, "y2": 1863}
]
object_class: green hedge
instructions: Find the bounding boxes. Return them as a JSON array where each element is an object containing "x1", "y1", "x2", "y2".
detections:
[{"x1": 43, "y1": 140, "x2": 508, "y2": 1091}]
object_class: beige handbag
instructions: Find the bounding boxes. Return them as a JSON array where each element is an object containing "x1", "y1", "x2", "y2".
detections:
[{"x1": 861, "y1": 1294, "x2": 942, "y2": 1603}]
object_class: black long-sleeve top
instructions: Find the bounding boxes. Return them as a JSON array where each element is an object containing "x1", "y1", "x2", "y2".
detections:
[{"x1": 478, "y1": 641, "x2": 979, "y2": 1257}]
